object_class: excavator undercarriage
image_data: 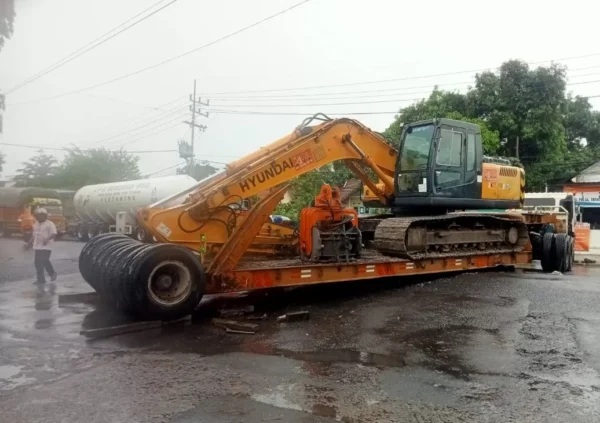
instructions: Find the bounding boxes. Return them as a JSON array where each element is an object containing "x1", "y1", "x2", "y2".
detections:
[{"x1": 372, "y1": 214, "x2": 530, "y2": 260}]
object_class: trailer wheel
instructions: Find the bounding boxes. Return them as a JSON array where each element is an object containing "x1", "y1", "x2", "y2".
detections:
[
  {"x1": 112, "y1": 243, "x2": 149, "y2": 311},
  {"x1": 79, "y1": 233, "x2": 129, "y2": 289},
  {"x1": 541, "y1": 233, "x2": 555, "y2": 272},
  {"x1": 554, "y1": 233, "x2": 568, "y2": 273},
  {"x1": 91, "y1": 238, "x2": 137, "y2": 300},
  {"x1": 133, "y1": 244, "x2": 205, "y2": 320},
  {"x1": 565, "y1": 236, "x2": 575, "y2": 272},
  {"x1": 77, "y1": 223, "x2": 89, "y2": 242}
]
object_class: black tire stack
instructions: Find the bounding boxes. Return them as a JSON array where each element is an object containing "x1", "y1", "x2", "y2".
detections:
[
  {"x1": 79, "y1": 233, "x2": 206, "y2": 320},
  {"x1": 540, "y1": 232, "x2": 575, "y2": 273}
]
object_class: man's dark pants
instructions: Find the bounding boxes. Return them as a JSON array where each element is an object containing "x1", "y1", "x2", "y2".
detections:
[{"x1": 34, "y1": 250, "x2": 55, "y2": 283}]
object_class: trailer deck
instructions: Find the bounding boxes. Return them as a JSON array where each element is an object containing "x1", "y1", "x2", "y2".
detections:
[{"x1": 210, "y1": 249, "x2": 532, "y2": 293}]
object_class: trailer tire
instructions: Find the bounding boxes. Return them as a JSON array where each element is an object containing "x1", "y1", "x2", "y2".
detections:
[
  {"x1": 541, "y1": 233, "x2": 555, "y2": 272},
  {"x1": 565, "y1": 236, "x2": 575, "y2": 272},
  {"x1": 112, "y1": 243, "x2": 148, "y2": 312},
  {"x1": 92, "y1": 238, "x2": 137, "y2": 300},
  {"x1": 79, "y1": 233, "x2": 129, "y2": 289},
  {"x1": 119, "y1": 244, "x2": 155, "y2": 313},
  {"x1": 77, "y1": 223, "x2": 89, "y2": 242},
  {"x1": 132, "y1": 244, "x2": 205, "y2": 320},
  {"x1": 554, "y1": 233, "x2": 568, "y2": 273},
  {"x1": 529, "y1": 232, "x2": 543, "y2": 261}
]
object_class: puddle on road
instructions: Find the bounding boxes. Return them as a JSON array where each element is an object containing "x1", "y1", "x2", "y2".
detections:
[
  {"x1": 252, "y1": 384, "x2": 303, "y2": 412},
  {"x1": 276, "y1": 349, "x2": 405, "y2": 368},
  {"x1": 0, "y1": 365, "x2": 23, "y2": 379}
]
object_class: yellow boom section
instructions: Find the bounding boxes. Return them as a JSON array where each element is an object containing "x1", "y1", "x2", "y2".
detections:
[{"x1": 137, "y1": 117, "x2": 398, "y2": 254}]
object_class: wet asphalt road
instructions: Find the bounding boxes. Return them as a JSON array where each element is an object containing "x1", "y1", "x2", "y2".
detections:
[{"x1": 1, "y1": 237, "x2": 600, "y2": 422}]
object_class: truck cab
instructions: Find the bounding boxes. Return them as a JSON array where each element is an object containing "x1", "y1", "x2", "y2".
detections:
[
  {"x1": 19, "y1": 197, "x2": 67, "y2": 241},
  {"x1": 0, "y1": 188, "x2": 67, "y2": 240}
]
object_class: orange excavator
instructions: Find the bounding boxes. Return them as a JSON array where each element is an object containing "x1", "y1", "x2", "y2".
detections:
[{"x1": 79, "y1": 114, "x2": 571, "y2": 319}]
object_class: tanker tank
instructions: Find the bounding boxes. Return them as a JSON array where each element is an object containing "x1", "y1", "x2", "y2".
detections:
[{"x1": 73, "y1": 175, "x2": 197, "y2": 241}]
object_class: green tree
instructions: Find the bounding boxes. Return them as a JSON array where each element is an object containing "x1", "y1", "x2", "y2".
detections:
[
  {"x1": 14, "y1": 150, "x2": 59, "y2": 187},
  {"x1": 176, "y1": 161, "x2": 219, "y2": 181},
  {"x1": 0, "y1": 0, "x2": 15, "y2": 52},
  {"x1": 383, "y1": 90, "x2": 500, "y2": 155},
  {"x1": 382, "y1": 59, "x2": 600, "y2": 191},
  {"x1": 384, "y1": 88, "x2": 469, "y2": 145},
  {"x1": 52, "y1": 148, "x2": 142, "y2": 189},
  {"x1": 274, "y1": 162, "x2": 355, "y2": 219},
  {"x1": 470, "y1": 60, "x2": 567, "y2": 162}
]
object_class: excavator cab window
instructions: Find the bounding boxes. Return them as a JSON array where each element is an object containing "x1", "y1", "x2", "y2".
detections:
[
  {"x1": 397, "y1": 123, "x2": 435, "y2": 194},
  {"x1": 434, "y1": 129, "x2": 463, "y2": 189}
]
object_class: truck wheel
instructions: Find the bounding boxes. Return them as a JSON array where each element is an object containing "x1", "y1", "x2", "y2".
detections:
[
  {"x1": 135, "y1": 226, "x2": 151, "y2": 243},
  {"x1": 77, "y1": 224, "x2": 89, "y2": 242},
  {"x1": 133, "y1": 244, "x2": 205, "y2": 320},
  {"x1": 87, "y1": 223, "x2": 98, "y2": 240},
  {"x1": 541, "y1": 233, "x2": 555, "y2": 272},
  {"x1": 554, "y1": 233, "x2": 568, "y2": 273},
  {"x1": 96, "y1": 223, "x2": 106, "y2": 235}
]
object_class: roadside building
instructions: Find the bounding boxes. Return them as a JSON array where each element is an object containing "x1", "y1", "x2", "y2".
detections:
[{"x1": 563, "y1": 161, "x2": 600, "y2": 253}]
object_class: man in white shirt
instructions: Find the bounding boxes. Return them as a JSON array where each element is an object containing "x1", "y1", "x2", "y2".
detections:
[{"x1": 26, "y1": 208, "x2": 58, "y2": 284}]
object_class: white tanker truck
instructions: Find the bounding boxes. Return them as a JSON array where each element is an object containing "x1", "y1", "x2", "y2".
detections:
[{"x1": 71, "y1": 175, "x2": 197, "y2": 242}]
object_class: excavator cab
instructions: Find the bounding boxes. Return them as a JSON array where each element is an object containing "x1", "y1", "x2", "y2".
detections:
[{"x1": 394, "y1": 118, "x2": 520, "y2": 211}]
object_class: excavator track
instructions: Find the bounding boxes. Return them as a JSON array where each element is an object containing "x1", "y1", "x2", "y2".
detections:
[{"x1": 374, "y1": 214, "x2": 529, "y2": 261}]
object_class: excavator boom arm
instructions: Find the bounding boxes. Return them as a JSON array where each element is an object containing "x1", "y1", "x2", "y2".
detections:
[
  {"x1": 138, "y1": 117, "x2": 398, "y2": 252},
  {"x1": 190, "y1": 118, "x2": 397, "y2": 210}
]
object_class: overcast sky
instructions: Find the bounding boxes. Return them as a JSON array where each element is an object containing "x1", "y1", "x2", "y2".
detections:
[{"x1": 2, "y1": 0, "x2": 600, "y2": 179}]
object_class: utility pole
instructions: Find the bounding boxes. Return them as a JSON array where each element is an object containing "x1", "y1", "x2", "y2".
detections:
[{"x1": 181, "y1": 80, "x2": 209, "y2": 176}]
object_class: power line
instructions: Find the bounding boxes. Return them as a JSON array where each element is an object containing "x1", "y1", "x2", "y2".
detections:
[
  {"x1": 205, "y1": 97, "x2": 429, "y2": 108},
  {"x1": 5, "y1": 0, "x2": 179, "y2": 95},
  {"x1": 85, "y1": 95, "x2": 187, "y2": 135},
  {"x1": 8, "y1": 0, "x2": 313, "y2": 106},
  {"x1": 0, "y1": 142, "x2": 176, "y2": 154},
  {"x1": 205, "y1": 108, "x2": 401, "y2": 116},
  {"x1": 206, "y1": 81, "x2": 600, "y2": 111},
  {"x1": 205, "y1": 68, "x2": 600, "y2": 101},
  {"x1": 146, "y1": 161, "x2": 187, "y2": 176},
  {"x1": 115, "y1": 121, "x2": 185, "y2": 149},
  {"x1": 96, "y1": 104, "x2": 188, "y2": 146},
  {"x1": 1, "y1": 113, "x2": 188, "y2": 155},
  {"x1": 209, "y1": 88, "x2": 458, "y2": 102},
  {"x1": 146, "y1": 157, "x2": 228, "y2": 177},
  {"x1": 199, "y1": 54, "x2": 600, "y2": 96}
]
